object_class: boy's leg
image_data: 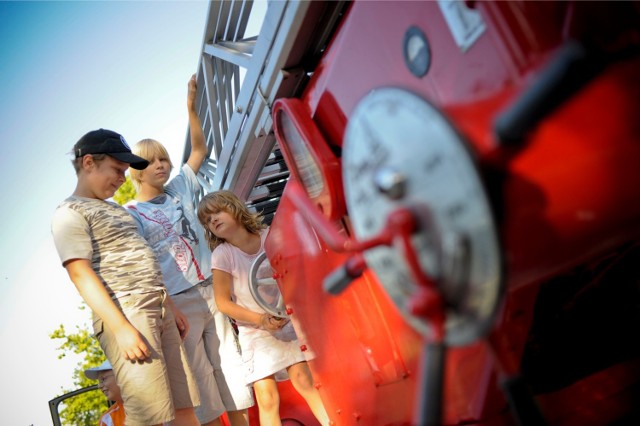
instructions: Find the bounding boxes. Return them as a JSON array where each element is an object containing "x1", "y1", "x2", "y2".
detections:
[
  {"x1": 170, "y1": 408, "x2": 202, "y2": 426},
  {"x1": 226, "y1": 409, "x2": 250, "y2": 426},
  {"x1": 160, "y1": 291, "x2": 201, "y2": 414},
  {"x1": 173, "y1": 286, "x2": 226, "y2": 424},
  {"x1": 96, "y1": 292, "x2": 176, "y2": 425}
]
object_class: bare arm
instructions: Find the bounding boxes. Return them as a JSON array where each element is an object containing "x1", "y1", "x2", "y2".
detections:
[
  {"x1": 164, "y1": 295, "x2": 190, "y2": 340},
  {"x1": 64, "y1": 259, "x2": 151, "y2": 361},
  {"x1": 185, "y1": 74, "x2": 207, "y2": 174},
  {"x1": 213, "y1": 269, "x2": 285, "y2": 330}
]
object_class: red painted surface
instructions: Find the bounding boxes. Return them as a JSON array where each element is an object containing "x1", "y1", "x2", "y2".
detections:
[{"x1": 266, "y1": 1, "x2": 640, "y2": 425}]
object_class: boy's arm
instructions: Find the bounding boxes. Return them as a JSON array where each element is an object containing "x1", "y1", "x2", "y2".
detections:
[
  {"x1": 185, "y1": 74, "x2": 207, "y2": 174},
  {"x1": 164, "y1": 295, "x2": 190, "y2": 340},
  {"x1": 213, "y1": 269, "x2": 286, "y2": 331},
  {"x1": 64, "y1": 259, "x2": 151, "y2": 361}
]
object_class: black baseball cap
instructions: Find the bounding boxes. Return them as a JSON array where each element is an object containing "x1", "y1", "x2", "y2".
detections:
[{"x1": 74, "y1": 128, "x2": 149, "y2": 170}]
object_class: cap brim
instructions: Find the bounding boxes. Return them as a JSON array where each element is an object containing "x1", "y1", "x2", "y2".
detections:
[
  {"x1": 109, "y1": 152, "x2": 150, "y2": 170},
  {"x1": 84, "y1": 360, "x2": 113, "y2": 380},
  {"x1": 84, "y1": 369, "x2": 100, "y2": 380}
]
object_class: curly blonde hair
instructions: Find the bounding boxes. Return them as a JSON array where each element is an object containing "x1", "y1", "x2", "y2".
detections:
[{"x1": 197, "y1": 190, "x2": 266, "y2": 250}]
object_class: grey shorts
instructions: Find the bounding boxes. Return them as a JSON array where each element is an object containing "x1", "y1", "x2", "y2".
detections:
[
  {"x1": 173, "y1": 282, "x2": 254, "y2": 423},
  {"x1": 93, "y1": 290, "x2": 200, "y2": 426}
]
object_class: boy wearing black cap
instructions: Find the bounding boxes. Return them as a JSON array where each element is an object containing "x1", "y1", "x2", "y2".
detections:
[{"x1": 51, "y1": 130, "x2": 200, "y2": 426}]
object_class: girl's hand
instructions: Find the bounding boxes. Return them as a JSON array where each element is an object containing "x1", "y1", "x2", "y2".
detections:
[{"x1": 260, "y1": 313, "x2": 288, "y2": 331}]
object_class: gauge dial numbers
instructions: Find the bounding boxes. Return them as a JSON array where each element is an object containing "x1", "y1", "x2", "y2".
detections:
[{"x1": 343, "y1": 87, "x2": 503, "y2": 346}]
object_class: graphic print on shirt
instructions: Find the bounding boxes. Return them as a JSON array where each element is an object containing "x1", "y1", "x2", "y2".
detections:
[
  {"x1": 176, "y1": 204, "x2": 198, "y2": 244},
  {"x1": 132, "y1": 206, "x2": 204, "y2": 279}
]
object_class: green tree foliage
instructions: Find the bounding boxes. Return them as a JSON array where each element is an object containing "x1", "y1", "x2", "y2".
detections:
[
  {"x1": 113, "y1": 175, "x2": 137, "y2": 205},
  {"x1": 50, "y1": 324, "x2": 108, "y2": 425}
]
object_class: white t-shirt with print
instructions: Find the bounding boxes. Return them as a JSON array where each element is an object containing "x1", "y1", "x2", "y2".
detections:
[{"x1": 126, "y1": 164, "x2": 210, "y2": 295}]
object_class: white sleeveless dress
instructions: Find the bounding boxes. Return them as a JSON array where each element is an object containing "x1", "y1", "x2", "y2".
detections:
[{"x1": 211, "y1": 228, "x2": 307, "y2": 384}]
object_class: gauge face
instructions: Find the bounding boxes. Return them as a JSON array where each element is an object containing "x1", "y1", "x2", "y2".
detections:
[{"x1": 342, "y1": 87, "x2": 502, "y2": 346}]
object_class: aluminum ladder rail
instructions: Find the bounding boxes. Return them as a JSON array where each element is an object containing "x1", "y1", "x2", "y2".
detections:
[{"x1": 183, "y1": 0, "x2": 346, "y2": 222}]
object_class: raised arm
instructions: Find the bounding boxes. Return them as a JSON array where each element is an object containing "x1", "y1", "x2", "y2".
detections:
[
  {"x1": 185, "y1": 74, "x2": 207, "y2": 173},
  {"x1": 64, "y1": 259, "x2": 151, "y2": 361}
]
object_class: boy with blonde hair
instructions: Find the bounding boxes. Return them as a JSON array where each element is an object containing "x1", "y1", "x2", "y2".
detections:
[
  {"x1": 126, "y1": 75, "x2": 254, "y2": 426},
  {"x1": 51, "y1": 128, "x2": 201, "y2": 426}
]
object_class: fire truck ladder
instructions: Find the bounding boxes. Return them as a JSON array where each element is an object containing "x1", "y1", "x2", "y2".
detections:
[{"x1": 183, "y1": 0, "x2": 346, "y2": 223}]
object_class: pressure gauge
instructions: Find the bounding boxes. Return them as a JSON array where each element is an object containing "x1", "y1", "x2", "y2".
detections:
[{"x1": 342, "y1": 87, "x2": 503, "y2": 346}]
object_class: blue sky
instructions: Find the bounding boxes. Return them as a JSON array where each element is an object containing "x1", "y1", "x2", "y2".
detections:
[{"x1": 0, "y1": 1, "x2": 210, "y2": 424}]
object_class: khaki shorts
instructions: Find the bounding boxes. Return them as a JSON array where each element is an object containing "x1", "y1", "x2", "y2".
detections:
[
  {"x1": 93, "y1": 290, "x2": 200, "y2": 426},
  {"x1": 173, "y1": 282, "x2": 254, "y2": 423}
]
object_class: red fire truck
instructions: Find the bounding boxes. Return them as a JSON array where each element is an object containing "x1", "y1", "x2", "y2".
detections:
[
  {"x1": 51, "y1": 1, "x2": 640, "y2": 425},
  {"x1": 212, "y1": 1, "x2": 640, "y2": 424}
]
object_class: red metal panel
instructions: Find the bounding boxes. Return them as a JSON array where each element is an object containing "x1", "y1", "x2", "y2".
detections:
[{"x1": 267, "y1": 0, "x2": 640, "y2": 424}]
